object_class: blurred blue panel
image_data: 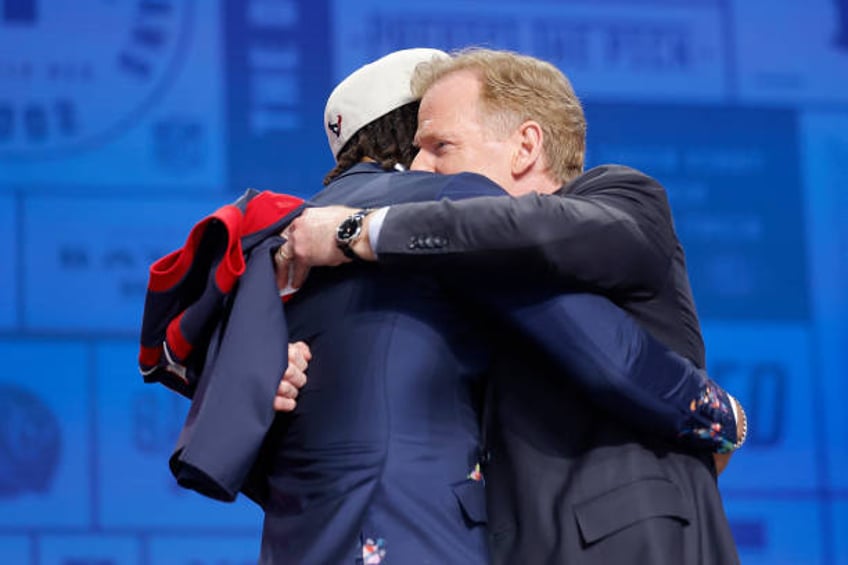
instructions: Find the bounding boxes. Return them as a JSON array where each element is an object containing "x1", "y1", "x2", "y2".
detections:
[
  {"x1": 0, "y1": 195, "x2": 15, "y2": 327},
  {"x1": 586, "y1": 103, "x2": 806, "y2": 321},
  {"x1": 801, "y1": 111, "x2": 848, "y2": 490},
  {"x1": 0, "y1": 1, "x2": 225, "y2": 190},
  {"x1": 39, "y1": 535, "x2": 140, "y2": 565},
  {"x1": 149, "y1": 535, "x2": 259, "y2": 565},
  {"x1": 22, "y1": 194, "x2": 223, "y2": 331},
  {"x1": 729, "y1": 519, "x2": 767, "y2": 550},
  {"x1": 836, "y1": 502, "x2": 848, "y2": 565},
  {"x1": 3, "y1": 0, "x2": 37, "y2": 22},
  {"x1": 0, "y1": 536, "x2": 30, "y2": 564},
  {"x1": 331, "y1": 1, "x2": 724, "y2": 102},
  {"x1": 97, "y1": 343, "x2": 263, "y2": 529},
  {"x1": 703, "y1": 323, "x2": 817, "y2": 491},
  {"x1": 224, "y1": 0, "x2": 333, "y2": 199},
  {"x1": 734, "y1": 0, "x2": 848, "y2": 104},
  {"x1": 722, "y1": 497, "x2": 825, "y2": 565},
  {"x1": 0, "y1": 341, "x2": 89, "y2": 527}
]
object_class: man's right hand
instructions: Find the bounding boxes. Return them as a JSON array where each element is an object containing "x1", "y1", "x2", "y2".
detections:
[{"x1": 274, "y1": 341, "x2": 311, "y2": 412}]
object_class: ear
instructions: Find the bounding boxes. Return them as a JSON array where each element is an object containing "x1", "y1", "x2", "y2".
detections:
[{"x1": 510, "y1": 120, "x2": 544, "y2": 177}]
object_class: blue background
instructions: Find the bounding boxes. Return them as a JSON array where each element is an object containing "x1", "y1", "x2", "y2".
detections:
[{"x1": 1, "y1": 0, "x2": 846, "y2": 563}]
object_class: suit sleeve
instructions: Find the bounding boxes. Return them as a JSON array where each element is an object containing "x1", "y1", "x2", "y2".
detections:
[
  {"x1": 170, "y1": 236, "x2": 289, "y2": 503},
  {"x1": 477, "y1": 290, "x2": 738, "y2": 453},
  {"x1": 376, "y1": 168, "x2": 675, "y2": 297}
]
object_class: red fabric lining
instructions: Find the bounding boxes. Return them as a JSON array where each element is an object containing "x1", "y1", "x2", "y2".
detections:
[
  {"x1": 242, "y1": 191, "x2": 304, "y2": 236},
  {"x1": 139, "y1": 344, "x2": 162, "y2": 368},
  {"x1": 166, "y1": 311, "x2": 193, "y2": 361},
  {"x1": 147, "y1": 205, "x2": 246, "y2": 293},
  {"x1": 212, "y1": 205, "x2": 249, "y2": 293}
]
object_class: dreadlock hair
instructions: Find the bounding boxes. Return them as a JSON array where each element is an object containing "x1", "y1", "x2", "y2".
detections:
[{"x1": 323, "y1": 100, "x2": 420, "y2": 185}]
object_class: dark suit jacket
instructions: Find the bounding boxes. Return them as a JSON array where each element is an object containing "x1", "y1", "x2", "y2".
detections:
[
  {"x1": 140, "y1": 163, "x2": 738, "y2": 563},
  {"x1": 375, "y1": 164, "x2": 741, "y2": 564},
  {"x1": 258, "y1": 165, "x2": 504, "y2": 564},
  {"x1": 139, "y1": 190, "x2": 305, "y2": 503}
]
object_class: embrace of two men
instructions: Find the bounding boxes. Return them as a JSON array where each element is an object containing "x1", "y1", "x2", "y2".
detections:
[{"x1": 141, "y1": 47, "x2": 745, "y2": 564}]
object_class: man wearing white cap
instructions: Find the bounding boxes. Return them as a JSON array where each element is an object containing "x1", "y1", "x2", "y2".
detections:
[
  {"x1": 259, "y1": 48, "x2": 742, "y2": 564},
  {"x1": 258, "y1": 47, "x2": 498, "y2": 564},
  {"x1": 276, "y1": 48, "x2": 742, "y2": 564}
]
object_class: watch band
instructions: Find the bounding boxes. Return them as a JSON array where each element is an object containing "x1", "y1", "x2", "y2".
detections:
[{"x1": 339, "y1": 241, "x2": 363, "y2": 261}]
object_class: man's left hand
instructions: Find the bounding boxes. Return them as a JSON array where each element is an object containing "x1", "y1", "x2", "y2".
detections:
[
  {"x1": 713, "y1": 452, "x2": 732, "y2": 476},
  {"x1": 275, "y1": 205, "x2": 375, "y2": 290}
]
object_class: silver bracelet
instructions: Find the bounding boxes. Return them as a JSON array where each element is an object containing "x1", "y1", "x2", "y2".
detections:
[{"x1": 728, "y1": 394, "x2": 748, "y2": 451}]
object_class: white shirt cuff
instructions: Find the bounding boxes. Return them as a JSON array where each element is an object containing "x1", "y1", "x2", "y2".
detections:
[{"x1": 367, "y1": 207, "x2": 390, "y2": 258}]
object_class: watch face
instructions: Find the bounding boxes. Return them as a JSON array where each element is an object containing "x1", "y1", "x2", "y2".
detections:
[
  {"x1": 0, "y1": 0, "x2": 193, "y2": 160},
  {"x1": 337, "y1": 215, "x2": 361, "y2": 242}
]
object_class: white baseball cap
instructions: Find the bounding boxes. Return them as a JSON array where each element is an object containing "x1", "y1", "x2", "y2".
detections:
[{"x1": 324, "y1": 48, "x2": 449, "y2": 160}]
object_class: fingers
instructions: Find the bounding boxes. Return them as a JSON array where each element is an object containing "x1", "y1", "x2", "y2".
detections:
[
  {"x1": 274, "y1": 341, "x2": 312, "y2": 413},
  {"x1": 289, "y1": 340, "x2": 312, "y2": 364},
  {"x1": 291, "y1": 261, "x2": 311, "y2": 290},
  {"x1": 274, "y1": 369, "x2": 303, "y2": 413},
  {"x1": 275, "y1": 225, "x2": 311, "y2": 292},
  {"x1": 284, "y1": 218, "x2": 313, "y2": 289},
  {"x1": 282, "y1": 361, "x2": 307, "y2": 390},
  {"x1": 278, "y1": 242, "x2": 292, "y2": 262},
  {"x1": 275, "y1": 243, "x2": 294, "y2": 292},
  {"x1": 278, "y1": 378, "x2": 300, "y2": 400},
  {"x1": 273, "y1": 395, "x2": 297, "y2": 412}
]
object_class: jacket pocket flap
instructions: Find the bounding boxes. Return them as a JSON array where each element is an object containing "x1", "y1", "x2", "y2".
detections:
[
  {"x1": 574, "y1": 478, "x2": 692, "y2": 545},
  {"x1": 452, "y1": 480, "x2": 487, "y2": 525}
]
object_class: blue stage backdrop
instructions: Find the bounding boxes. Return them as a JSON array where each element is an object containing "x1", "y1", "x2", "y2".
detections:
[{"x1": 1, "y1": 1, "x2": 846, "y2": 563}]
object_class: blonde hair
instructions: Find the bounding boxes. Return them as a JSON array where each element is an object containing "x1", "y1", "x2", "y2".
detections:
[{"x1": 411, "y1": 48, "x2": 586, "y2": 185}]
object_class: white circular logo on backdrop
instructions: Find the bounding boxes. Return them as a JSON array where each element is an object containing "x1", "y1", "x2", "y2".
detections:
[{"x1": 0, "y1": 0, "x2": 193, "y2": 159}]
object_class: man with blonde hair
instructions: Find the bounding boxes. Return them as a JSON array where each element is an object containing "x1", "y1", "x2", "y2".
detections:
[
  {"x1": 282, "y1": 48, "x2": 741, "y2": 564},
  {"x1": 411, "y1": 47, "x2": 587, "y2": 186}
]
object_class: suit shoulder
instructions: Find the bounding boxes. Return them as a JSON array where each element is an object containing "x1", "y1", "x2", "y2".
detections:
[{"x1": 566, "y1": 165, "x2": 667, "y2": 198}]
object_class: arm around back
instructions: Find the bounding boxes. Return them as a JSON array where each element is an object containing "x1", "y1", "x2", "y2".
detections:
[{"x1": 376, "y1": 165, "x2": 676, "y2": 298}]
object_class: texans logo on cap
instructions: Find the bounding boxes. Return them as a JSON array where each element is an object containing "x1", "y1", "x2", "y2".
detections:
[{"x1": 328, "y1": 114, "x2": 342, "y2": 138}]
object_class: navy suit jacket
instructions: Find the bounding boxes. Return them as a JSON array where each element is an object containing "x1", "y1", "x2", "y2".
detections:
[
  {"x1": 140, "y1": 163, "x2": 737, "y2": 563},
  {"x1": 375, "y1": 164, "x2": 741, "y2": 564},
  {"x1": 258, "y1": 164, "x2": 736, "y2": 564},
  {"x1": 258, "y1": 166, "x2": 501, "y2": 563}
]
